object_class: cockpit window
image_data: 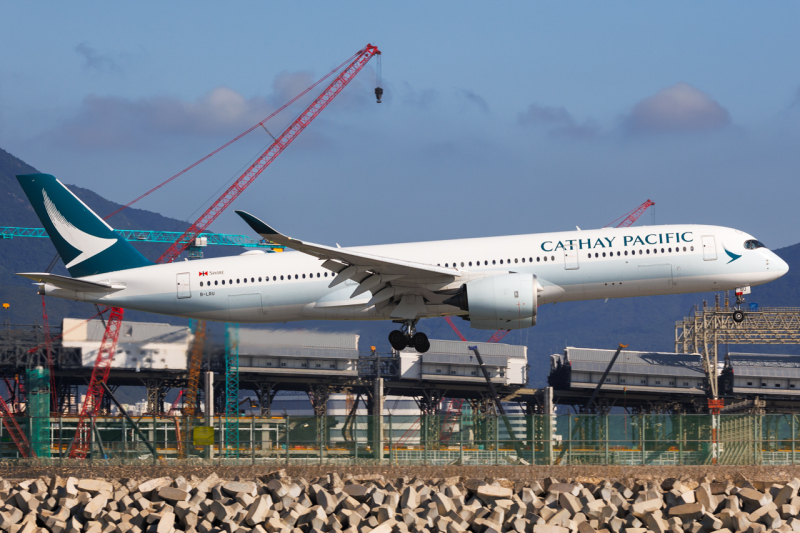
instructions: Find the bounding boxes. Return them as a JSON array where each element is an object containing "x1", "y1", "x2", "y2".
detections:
[{"x1": 744, "y1": 239, "x2": 766, "y2": 250}]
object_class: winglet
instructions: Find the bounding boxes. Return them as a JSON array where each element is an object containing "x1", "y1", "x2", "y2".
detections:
[{"x1": 235, "y1": 211, "x2": 281, "y2": 237}]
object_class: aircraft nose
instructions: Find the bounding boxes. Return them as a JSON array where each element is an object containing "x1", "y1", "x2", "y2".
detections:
[{"x1": 772, "y1": 253, "x2": 789, "y2": 277}]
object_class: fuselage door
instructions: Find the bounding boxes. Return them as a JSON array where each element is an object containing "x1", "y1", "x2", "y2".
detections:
[
  {"x1": 176, "y1": 272, "x2": 191, "y2": 299},
  {"x1": 702, "y1": 235, "x2": 717, "y2": 261},
  {"x1": 564, "y1": 247, "x2": 579, "y2": 270}
]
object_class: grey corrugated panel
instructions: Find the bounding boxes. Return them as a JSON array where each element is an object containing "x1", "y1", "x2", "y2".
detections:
[
  {"x1": 571, "y1": 382, "x2": 706, "y2": 395},
  {"x1": 237, "y1": 328, "x2": 359, "y2": 350},
  {"x1": 733, "y1": 367, "x2": 800, "y2": 378},
  {"x1": 422, "y1": 354, "x2": 508, "y2": 366},
  {"x1": 732, "y1": 387, "x2": 800, "y2": 396},
  {"x1": 570, "y1": 361, "x2": 704, "y2": 377},
  {"x1": 402, "y1": 339, "x2": 526, "y2": 359},
  {"x1": 729, "y1": 353, "x2": 800, "y2": 368},
  {"x1": 242, "y1": 346, "x2": 358, "y2": 359},
  {"x1": 566, "y1": 347, "x2": 701, "y2": 367},
  {"x1": 82, "y1": 319, "x2": 190, "y2": 344}
]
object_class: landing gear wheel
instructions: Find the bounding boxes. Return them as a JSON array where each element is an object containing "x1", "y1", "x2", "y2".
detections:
[
  {"x1": 388, "y1": 330, "x2": 407, "y2": 351},
  {"x1": 732, "y1": 310, "x2": 745, "y2": 323},
  {"x1": 411, "y1": 332, "x2": 430, "y2": 353}
]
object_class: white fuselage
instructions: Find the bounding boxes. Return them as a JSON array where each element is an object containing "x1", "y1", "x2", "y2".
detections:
[{"x1": 41, "y1": 224, "x2": 788, "y2": 325}]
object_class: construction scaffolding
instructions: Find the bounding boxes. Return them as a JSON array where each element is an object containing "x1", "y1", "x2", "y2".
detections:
[{"x1": 26, "y1": 366, "x2": 50, "y2": 458}]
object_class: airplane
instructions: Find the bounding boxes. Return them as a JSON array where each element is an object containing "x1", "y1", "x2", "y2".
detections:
[{"x1": 15, "y1": 173, "x2": 789, "y2": 353}]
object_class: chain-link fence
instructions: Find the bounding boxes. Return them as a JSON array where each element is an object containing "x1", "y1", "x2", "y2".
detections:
[{"x1": 3, "y1": 413, "x2": 800, "y2": 466}]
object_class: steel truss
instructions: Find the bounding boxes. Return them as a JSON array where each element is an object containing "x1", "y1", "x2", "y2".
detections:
[{"x1": 675, "y1": 298, "x2": 800, "y2": 398}]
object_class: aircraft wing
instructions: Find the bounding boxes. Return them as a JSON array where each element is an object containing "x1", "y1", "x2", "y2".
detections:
[
  {"x1": 236, "y1": 211, "x2": 460, "y2": 306},
  {"x1": 16, "y1": 272, "x2": 123, "y2": 293}
]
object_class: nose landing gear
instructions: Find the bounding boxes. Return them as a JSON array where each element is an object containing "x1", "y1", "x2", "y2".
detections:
[
  {"x1": 388, "y1": 319, "x2": 430, "y2": 353},
  {"x1": 732, "y1": 286, "x2": 750, "y2": 323}
]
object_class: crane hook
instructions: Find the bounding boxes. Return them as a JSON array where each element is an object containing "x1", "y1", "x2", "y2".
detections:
[{"x1": 375, "y1": 87, "x2": 384, "y2": 103}]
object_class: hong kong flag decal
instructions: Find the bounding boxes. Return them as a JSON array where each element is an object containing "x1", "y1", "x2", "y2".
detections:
[{"x1": 199, "y1": 271, "x2": 208, "y2": 276}]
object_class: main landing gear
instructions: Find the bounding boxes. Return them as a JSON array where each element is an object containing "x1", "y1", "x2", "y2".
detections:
[{"x1": 388, "y1": 319, "x2": 430, "y2": 353}]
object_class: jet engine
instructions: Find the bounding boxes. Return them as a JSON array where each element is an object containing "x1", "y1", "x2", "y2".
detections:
[{"x1": 443, "y1": 273, "x2": 537, "y2": 330}]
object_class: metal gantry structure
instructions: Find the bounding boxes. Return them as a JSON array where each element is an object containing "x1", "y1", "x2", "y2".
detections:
[{"x1": 675, "y1": 295, "x2": 800, "y2": 398}]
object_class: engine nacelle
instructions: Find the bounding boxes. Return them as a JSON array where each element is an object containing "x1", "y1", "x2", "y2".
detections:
[{"x1": 444, "y1": 273, "x2": 537, "y2": 330}]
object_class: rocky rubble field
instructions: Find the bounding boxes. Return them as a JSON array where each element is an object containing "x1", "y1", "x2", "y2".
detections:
[{"x1": 0, "y1": 471, "x2": 798, "y2": 533}]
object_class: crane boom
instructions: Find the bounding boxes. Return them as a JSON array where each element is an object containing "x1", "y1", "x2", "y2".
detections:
[
  {"x1": 68, "y1": 306, "x2": 124, "y2": 458},
  {"x1": 604, "y1": 199, "x2": 655, "y2": 228},
  {"x1": 68, "y1": 45, "x2": 380, "y2": 459},
  {"x1": 157, "y1": 44, "x2": 381, "y2": 264}
]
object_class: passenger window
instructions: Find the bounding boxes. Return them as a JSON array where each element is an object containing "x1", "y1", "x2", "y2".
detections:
[
  {"x1": 273, "y1": 276, "x2": 276, "y2": 281},
  {"x1": 521, "y1": 258, "x2": 525, "y2": 263},
  {"x1": 242, "y1": 278, "x2": 246, "y2": 283},
  {"x1": 624, "y1": 251, "x2": 628, "y2": 256},
  {"x1": 445, "y1": 263, "x2": 449, "y2": 267},
  {"x1": 485, "y1": 260, "x2": 488, "y2": 265},
  {"x1": 251, "y1": 277, "x2": 254, "y2": 282},
  {"x1": 646, "y1": 250, "x2": 650, "y2": 254},
  {"x1": 551, "y1": 256, "x2": 555, "y2": 261},
  {"x1": 258, "y1": 277, "x2": 262, "y2": 282},
  {"x1": 690, "y1": 246, "x2": 694, "y2": 251},
  {"x1": 461, "y1": 262, "x2": 464, "y2": 267},
  {"x1": 544, "y1": 256, "x2": 548, "y2": 262},
  {"x1": 499, "y1": 259, "x2": 503, "y2": 264},
  {"x1": 280, "y1": 276, "x2": 284, "y2": 280},
  {"x1": 492, "y1": 260, "x2": 496, "y2": 265},
  {"x1": 317, "y1": 273, "x2": 320, "y2": 277},
  {"x1": 660, "y1": 248, "x2": 664, "y2": 253},
  {"x1": 295, "y1": 274, "x2": 299, "y2": 279},
  {"x1": 537, "y1": 257, "x2": 540, "y2": 262},
  {"x1": 302, "y1": 274, "x2": 306, "y2": 279},
  {"x1": 514, "y1": 258, "x2": 518, "y2": 263},
  {"x1": 588, "y1": 254, "x2": 591, "y2": 259},
  {"x1": 200, "y1": 281, "x2": 203, "y2": 287},
  {"x1": 602, "y1": 252, "x2": 606, "y2": 257},
  {"x1": 222, "y1": 280, "x2": 226, "y2": 285},
  {"x1": 468, "y1": 262, "x2": 472, "y2": 266},
  {"x1": 325, "y1": 272, "x2": 328, "y2": 277},
  {"x1": 215, "y1": 280, "x2": 218, "y2": 285},
  {"x1": 529, "y1": 257, "x2": 533, "y2": 262},
  {"x1": 595, "y1": 253, "x2": 599, "y2": 258}
]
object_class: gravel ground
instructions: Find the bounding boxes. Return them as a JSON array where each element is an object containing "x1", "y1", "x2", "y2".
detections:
[{"x1": 2, "y1": 464, "x2": 800, "y2": 482}]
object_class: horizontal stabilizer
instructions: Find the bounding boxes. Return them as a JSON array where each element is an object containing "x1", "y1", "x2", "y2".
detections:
[{"x1": 16, "y1": 272, "x2": 123, "y2": 293}]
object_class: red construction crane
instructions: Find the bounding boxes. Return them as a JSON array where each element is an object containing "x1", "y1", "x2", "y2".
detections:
[
  {"x1": 167, "y1": 390, "x2": 185, "y2": 416},
  {"x1": 0, "y1": 394, "x2": 35, "y2": 458},
  {"x1": 156, "y1": 44, "x2": 381, "y2": 264},
  {"x1": 67, "y1": 44, "x2": 382, "y2": 459},
  {"x1": 604, "y1": 199, "x2": 655, "y2": 228}
]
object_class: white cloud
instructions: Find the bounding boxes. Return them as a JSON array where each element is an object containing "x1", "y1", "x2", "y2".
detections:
[
  {"x1": 625, "y1": 83, "x2": 730, "y2": 133},
  {"x1": 517, "y1": 104, "x2": 597, "y2": 139},
  {"x1": 43, "y1": 70, "x2": 339, "y2": 149}
]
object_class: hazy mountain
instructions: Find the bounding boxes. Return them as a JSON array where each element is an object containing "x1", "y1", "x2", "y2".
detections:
[{"x1": 1, "y1": 147, "x2": 798, "y2": 388}]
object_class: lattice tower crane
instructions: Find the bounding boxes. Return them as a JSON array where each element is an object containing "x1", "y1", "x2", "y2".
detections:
[{"x1": 67, "y1": 44, "x2": 382, "y2": 459}]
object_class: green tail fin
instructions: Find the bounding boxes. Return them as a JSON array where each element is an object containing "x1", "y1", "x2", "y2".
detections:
[{"x1": 16, "y1": 173, "x2": 153, "y2": 277}]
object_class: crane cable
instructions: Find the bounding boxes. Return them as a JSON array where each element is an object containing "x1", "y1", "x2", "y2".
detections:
[{"x1": 103, "y1": 48, "x2": 365, "y2": 220}]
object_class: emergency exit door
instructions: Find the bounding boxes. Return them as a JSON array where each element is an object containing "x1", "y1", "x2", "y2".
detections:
[
  {"x1": 564, "y1": 247, "x2": 579, "y2": 270},
  {"x1": 176, "y1": 272, "x2": 191, "y2": 298},
  {"x1": 702, "y1": 235, "x2": 717, "y2": 261}
]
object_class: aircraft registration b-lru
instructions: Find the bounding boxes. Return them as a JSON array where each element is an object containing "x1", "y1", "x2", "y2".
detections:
[{"x1": 16, "y1": 174, "x2": 789, "y2": 353}]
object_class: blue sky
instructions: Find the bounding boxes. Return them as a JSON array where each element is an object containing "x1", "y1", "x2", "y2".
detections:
[{"x1": 2, "y1": 2, "x2": 799, "y2": 248}]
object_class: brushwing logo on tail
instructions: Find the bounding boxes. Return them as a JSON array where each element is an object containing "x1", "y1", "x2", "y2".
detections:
[{"x1": 43, "y1": 189, "x2": 116, "y2": 269}]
